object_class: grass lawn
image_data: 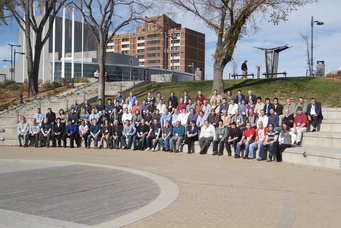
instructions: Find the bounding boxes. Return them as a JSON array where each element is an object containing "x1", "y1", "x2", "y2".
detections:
[{"x1": 116, "y1": 77, "x2": 341, "y2": 107}]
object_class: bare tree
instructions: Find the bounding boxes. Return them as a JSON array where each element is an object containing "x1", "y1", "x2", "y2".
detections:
[
  {"x1": 299, "y1": 32, "x2": 311, "y2": 75},
  {"x1": 78, "y1": 0, "x2": 149, "y2": 101},
  {"x1": 167, "y1": 0, "x2": 316, "y2": 94},
  {"x1": 2, "y1": 0, "x2": 67, "y2": 96}
]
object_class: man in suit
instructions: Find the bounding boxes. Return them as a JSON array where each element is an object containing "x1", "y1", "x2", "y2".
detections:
[
  {"x1": 245, "y1": 90, "x2": 256, "y2": 105},
  {"x1": 306, "y1": 98, "x2": 323, "y2": 132}
]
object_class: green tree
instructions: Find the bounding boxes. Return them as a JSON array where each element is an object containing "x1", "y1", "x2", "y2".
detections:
[{"x1": 168, "y1": 0, "x2": 316, "y2": 94}]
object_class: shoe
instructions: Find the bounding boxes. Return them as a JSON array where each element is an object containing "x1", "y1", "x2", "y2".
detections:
[
  {"x1": 19, "y1": 144, "x2": 23, "y2": 147},
  {"x1": 257, "y1": 158, "x2": 264, "y2": 161},
  {"x1": 243, "y1": 156, "x2": 248, "y2": 159},
  {"x1": 228, "y1": 153, "x2": 231, "y2": 156},
  {"x1": 199, "y1": 151, "x2": 207, "y2": 154},
  {"x1": 297, "y1": 142, "x2": 302, "y2": 147},
  {"x1": 24, "y1": 144, "x2": 28, "y2": 147},
  {"x1": 133, "y1": 148, "x2": 138, "y2": 150},
  {"x1": 212, "y1": 152, "x2": 218, "y2": 156},
  {"x1": 266, "y1": 159, "x2": 273, "y2": 162},
  {"x1": 151, "y1": 147, "x2": 155, "y2": 151},
  {"x1": 87, "y1": 146, "x2": 90, "y2": 149},
  {"x1": 311, "y1": 129, "x2": 316, "y2": 132},
  {"x1": 218, "y1": 153, "x2": 222, "y2": 156},
  {"x1": 145, "y1": 147, "x2": 150, "y2": 151},
  {"x1": 169, "y1": 149, "x2": 173, "y2": 153},
  {"x1": 70, "y1": 146, "x2": 75, "y2": 148},
  {"x1": 234, "y1": 155, "x2": 241, "y2": 158},
  {"x1": 165, "y1": 149, "x2": 169, "y2": 152},
  {"x1": 175, "y1": 150, "x2": 179, "y2": 153}
]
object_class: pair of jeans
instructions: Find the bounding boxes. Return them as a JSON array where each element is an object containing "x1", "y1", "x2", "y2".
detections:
[
  {"x1": 235, "y1": 139, "x2": 254, "y2": 157},
  {"x1": 133, "y1": 134, "x2": 147, "y2": 149},
  {"x1": 121, "y1": 135, "x2": 134, "y2": 149},
  {"x1": 159, "y1": 137, "x2": 170, "y2": 150},
  {"x1": 87, "y1": 134, "x2": 100, "y2": 148},
  {"x1": 18, "y1": 133, "x2": 28, "y2": 146},
  {"x1": 249, "y1": 141, "x2": 264, "y2": 159},
  {"x1": 213, "y1": 139, "x2": 225, "y2": 154}
]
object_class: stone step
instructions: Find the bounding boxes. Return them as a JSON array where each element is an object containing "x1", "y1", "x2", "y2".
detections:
[
  {"x1": 318, "y1": 120, "x2": 341, "y2": 132},
  {"x1": 322, "y1": 109, "x2": 341, "y2": 120},
  {"x1": 302, "y1": 131, "x2": 341, "y2": 148},
  {"x1": 283, "y1": 145, "x2": 341, "y2": 170}
]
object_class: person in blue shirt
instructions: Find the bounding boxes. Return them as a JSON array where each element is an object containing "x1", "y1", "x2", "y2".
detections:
[
  {"x1": 105, "y1": 98, "x2": 115, "y2": 114},
  {"x1": 39, "y1": 118, "x2": 52, "y2": 147},
  {"x1": 127, "y1": 91, "x2": 137, "y2": 106},
  {"x1": 160, "y1": 109, "x2": 172, "y2": 127},
  {"x1": 169, "y1": 121, "x2": 185, "y2": 152},
  {"x1": 95, "y1": 99, "x2": 105, "y2": 115},
  {"x1": 63, "y1": 119, "x2": 77, "y2": 148},
  {"x1": 121, "y1": 119, "x2": 136, "y2": 149},
  {"x1": 34, "y1": 108, "x2": 44, "y2": 126},
  {"x1": 184, "y1": 120, "x2": 199, "y2": 154},
  {"x1": 87, "y1": 119, "x2": 101, "y2": 148}
]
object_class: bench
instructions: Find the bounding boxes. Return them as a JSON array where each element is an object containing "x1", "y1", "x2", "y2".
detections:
[
  {"x1": 262, "y1": 72, "x2": 287, "y2": 78},
  {"x1": 229, "y1": 73, "x2": 255, "y2": 79}
]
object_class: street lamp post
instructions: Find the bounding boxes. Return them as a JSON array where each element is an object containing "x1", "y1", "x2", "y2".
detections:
[
  {"x1": 14, "y1": 50, "x2": 25, "y2": 82},
  {"x1": 171, "y1": 30, "x2": 177, "y2": 76},
  {"x1": 8, "y1": 44, "x2": 21, "y2": 81},
  {"x1": 310, "y1": 16, "x2": 324, "y2": 76}
]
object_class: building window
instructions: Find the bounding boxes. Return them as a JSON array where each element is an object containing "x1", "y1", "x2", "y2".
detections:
[
  {"x1": 171, "y1": 46, "x2": 180, "y2": 51},
  {"x1": 147, "y1": 40, "x2": 161, "y2": 44},
  {"x1": 171, "y1": 39, "x2": 180, "y2": 44},
  {"x1": 147, "y1": 33, "x2": 161, "y2": 38},
  {"x1": 122, "y1": 50, "x2": 129, "y2": 55},
  {"x1": 137, "y1": 55, "x2": 145, "y2": 59},
  {"x1": 122, "y1": 44, "x2": 129, "y2": 48},
  {"x1": 171, "y1": 66, "x2": 180, "y2": 70},
  {"x1": 170, "y1": 59, "x2": 180, "y2": 63},
  {"x1": 139, "y1": 61, "x2": 145, "y2": 65},
  {"x1": 170, "y1": 52, "x2": 180, "y2": 57},
  {"x1": 137, "y1": 43, "x2": 145, "y2": 47},
  {"x1": 122, "y1": 38, "x2": 129, "y2": 42},
  {"x1": 147, "y1": 46, "x2": 160, "y2": 51},
  {"x1": 147, "y1": 53, "x2": 161, "y2": 57},
  {"x1": 148, "y1": 60, "x2": 161, "y2": 64},
  {"x1": 137, "y1": 49, "x2": 144, "y2": 53},
  {"x1": 138, "y1": 36, "x2": 145, "y2": 40}
]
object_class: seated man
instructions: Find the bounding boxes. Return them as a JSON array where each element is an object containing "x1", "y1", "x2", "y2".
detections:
[
  {"x1": 146, "y1": 118, "x2": 161, "y2": 151},
  {"x1": 78, "y1": 120, "x2": 88, "y2": 147},
  {"x1": 291, "y1": 107, "x2": 307, "y2": 146},
  {"x1": 63, "y1": 119, "x2": 78, "y2": 148},
  {"x1": 267, "y1": 107, "x2": 280, "y2": 131},
  {"x1": 231, "y1": 109, "x2": 244, "y2": 129},
  {"x1": 282, "y1": 109, "x2": 294, "y2": 129},
  {"x1": 235, "y1": 122, "x2": 255, "y2": 158},
  {"x1": 169, "y1": 121, "x2": 185, "y2": 152},
  {"x1": 306, "y1": 98, "x2": 323, "y2": 132},
  {"x1": 159, "y1": 120, "x2": 173, "y2": 151},
  {"x1": 87, "y1": 119, "x2": 101, "y2": 149},
  {"x1": 52, "y1": 117, "x2": 65, "y2": 147},
  {"x1": 261, "y1": 124, "x2": 279, "y2": 161},
  {"x1": 17, "y1": 116, "x2": 29, "y2": 147},
  {"x1": 199, "y1": 120, "x2": 216, "y2": 154},
  {"x1": 249, "y1": 121, "x2": 267, "y2": 159},
  {"x1": 133, "y1": 118, "x2": 150, "y2": 150},
  {"x1": 100, "y1": 119, "x2": 111, "y2": 148},
  {"x1": 110, "y1": 119, "x2": 123, "y2": 149},
  {"x1": 212, "y1": 120, "x2": 228, "y2": 156},
  {"x1": 26, "y1": 118, "x2": 40, "y2": 147},
  {"x1": 226, "y1": 122, "x2": 242, "y2": 156},
  {"x1": 121, "y1": 119, "x2": 136, "y2": 149},
  {"x1": 39, "y1": 117, "x2": 52, "y2": 147}
]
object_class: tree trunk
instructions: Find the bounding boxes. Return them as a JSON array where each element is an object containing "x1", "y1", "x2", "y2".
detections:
[
  {"x1": 97, "y1": 42, "x2": 106, "y2": 101},
  {"x1": 212, "y1": 62, "x2": 225, "y2": 95}
]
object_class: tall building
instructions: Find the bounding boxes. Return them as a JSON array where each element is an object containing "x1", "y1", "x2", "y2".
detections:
[{"x1": 107, "y1": 15, "x2": 205, "y2": 79}]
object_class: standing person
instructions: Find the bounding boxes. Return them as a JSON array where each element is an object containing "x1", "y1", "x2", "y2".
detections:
[
  {"x1": 306, "y1": 98, "x2": 323, "y2": 132},
  {"x1": 241, "y1": 60, "x2": 248, "y2": 79},
  {"x1": 168, "y1": 92, "x2": 178, "y2": 109},
  {"x1": 94, "y1": 68, "x2": 99, "y2": 81},
  {"x1": 184, "y1": 120, "x2": 199, "y2": 154},
  {"x1": 212, "y1": 120, "x2": 228, "y2": 156},
  {"x1": 17, "y1": 116, "x2": 29, "y2": 147},
  {"x1": 198, "y1": 120, "x2": 216, "y2": 154},
  {"x1": 70, "y1": 100, "x2": 80, "y2": 114}
]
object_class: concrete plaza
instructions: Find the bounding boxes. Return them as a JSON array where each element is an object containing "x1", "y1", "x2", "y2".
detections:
[{"x1": 0, "y1": 146, "x2": 340, "y2": 227}]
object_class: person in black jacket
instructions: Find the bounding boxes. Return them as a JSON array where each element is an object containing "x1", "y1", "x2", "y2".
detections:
[
  {"x1": 110, "y1": 119, "x2": 123, "y2": 149},
  {"x1": 52, "y1": 118, "x2": 65, "y2": 147},
  {"x1": 226, "y1": 122, "x2": 242, "y2": 156},
  {"x1": 306, "y1": 98, "x2": 323, "y2": 132}
]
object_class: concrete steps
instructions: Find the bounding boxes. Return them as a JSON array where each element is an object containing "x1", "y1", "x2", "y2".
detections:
[
  {"x1": 302, "y1": 131, "x2": 341, "y2": 148},
  {"x1": 283, "y1": 146, "x2": 341, "y2": 170}
]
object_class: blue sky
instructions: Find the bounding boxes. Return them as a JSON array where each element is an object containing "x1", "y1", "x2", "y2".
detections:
[{"x1": 0, "y1": 0, "x2": 340, "y2": 80}]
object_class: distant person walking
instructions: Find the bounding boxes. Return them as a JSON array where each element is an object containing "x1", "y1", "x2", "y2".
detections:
[
  {"x1": 94, "y1": 69, "x2": 99, "y2": 81},
  {"x1": 241, "y1": 60, "x2": 248, "y2": 79}
]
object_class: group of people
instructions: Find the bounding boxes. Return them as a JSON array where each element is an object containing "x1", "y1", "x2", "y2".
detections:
[{"x1": 17, "y1": 89, "x2": 323, "y2": 162}]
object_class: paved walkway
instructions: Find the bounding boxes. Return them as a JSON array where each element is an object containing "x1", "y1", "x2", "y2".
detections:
[{"x1": 0, "y1": 146, "x2": 340, "y2": 228}]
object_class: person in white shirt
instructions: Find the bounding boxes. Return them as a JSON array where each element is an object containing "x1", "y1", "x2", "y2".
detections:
[
  {"x1": 176, "y1": 107, "x2": 189, "y2": 126},
  {"x1": 257, "y1": 110, "x2": 268, "y2": 129},
  {"x1": 199, "y1": 120, "x2": 216, "y2": 154},
  {"x1": 249, "y1": 121, "x2": 267, "y2": 159},
  {"x1": 121, "y1": 108, "x2": 132, "y2": 123},
  {"x1": 228, "y1": 99, "x2": 238, "y2": 116},
  {"x1": 210, "y1": 89, "x2": 223, "y2": 105},
  {"x1": 156, "y1": 99, "x2": 167, "y2": 114},
  {"x1": 202, "y1": 99, "x2": 211, "y2": 117}
]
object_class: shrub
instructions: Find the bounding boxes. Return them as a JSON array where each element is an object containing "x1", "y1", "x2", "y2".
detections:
[
  {"x1": 41, "y1": 81, "x2": 62, "y2": 90},
  {"x1": 74, "y1": 76, "x2": 90, "y2": 83},
  {"x1": 0, "y1": 80, "x2": 17, "y2": 89}
]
